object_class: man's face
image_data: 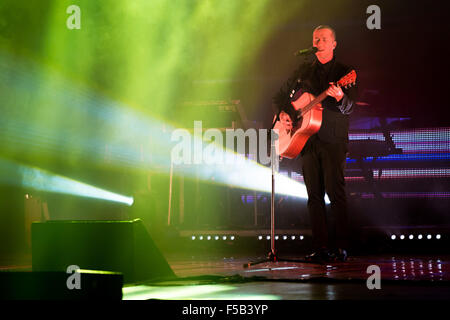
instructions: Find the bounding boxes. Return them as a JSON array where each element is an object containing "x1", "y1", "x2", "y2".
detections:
[{"x1": 312, "y1": 28, "x2": 336, "y2": 56}]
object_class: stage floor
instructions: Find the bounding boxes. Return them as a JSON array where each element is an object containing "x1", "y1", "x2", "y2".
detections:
[
  {"x1": 122, "y1": 252, "x2": 450, "y2": 300},
  {"x1": 2, "y1": 252, "x2": 450, "y2": 300}
]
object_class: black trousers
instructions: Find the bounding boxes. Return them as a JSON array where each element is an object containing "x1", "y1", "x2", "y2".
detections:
[{"x1": 301, "y1": 134, "x2": 349, "y2": 250}]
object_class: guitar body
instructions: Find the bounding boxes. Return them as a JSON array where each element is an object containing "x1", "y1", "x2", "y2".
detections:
[{"x1": 273, "y1": 92, "x2": 323, "y2": 159}]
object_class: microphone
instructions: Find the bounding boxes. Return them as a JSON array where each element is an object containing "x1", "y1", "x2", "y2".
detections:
[{"x1": 294, "y1": 47, "x2": 318, "y2": 56}]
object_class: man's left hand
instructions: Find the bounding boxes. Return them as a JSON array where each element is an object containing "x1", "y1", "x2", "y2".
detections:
[{"x1": 326, "y1": 82, "x2": 344, "y2": 102}]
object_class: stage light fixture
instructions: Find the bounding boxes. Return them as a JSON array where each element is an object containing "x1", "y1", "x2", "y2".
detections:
[
  {"x1": 291, "y1": 236, "x2": 296, "y2": 240},
  {"x1": 230, "y1": 236, "x2": 235, "y2": 240},
  {"x1": 409, "y1": 235, "x2": 414, "y2": 240},
  {"x1": 266, "y1": 236, "x2": 271, "y2": 240},
  {"x1": 191, "y1": 236, "x2": 196, "y2": 240},
  {"x1": 418, "y1": 234, "x2": 423, "y2": 239},
  {"x1": 215, "y1": 236, "x2": 219, "y2": 240},
  {"x1": 436, "y1": 234, "x2": 441, "y2": 240},
  {"x1": 400, "y1": 235, "x2": 405, "y2": 240},
  {"x1": 300, "y1": 235, "x2": 304, "y2": 240},
  {"x1": 391, "y1": 235, "x2": 396, "y2": 240},
  {"x1": 283, "y1": 235, "x2": 287, "y2": 240},
  {"x1": 258, "y1": 236, "x2": 263, "y2": 240},
  {"x1": 207, "y1": 236, "x2": 211, "y2": 240},
  {"x1": 427, "y1": 234, "x2": 432, "y2": 239}
]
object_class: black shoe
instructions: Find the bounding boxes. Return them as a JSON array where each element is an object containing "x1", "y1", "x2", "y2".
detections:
[
  {"x1": 333, "y1": 248, "x2": 348, "y2": 262},
  {"x1": 305, "y1": 248, "x2": 333, "y2": 262}
]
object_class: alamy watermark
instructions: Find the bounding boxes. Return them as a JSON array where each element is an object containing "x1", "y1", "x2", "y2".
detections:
[
  {"x1": 170, "y1": 121, "x2": 279, "y2": 170},
  {"x1": 366, "y1": 265, "x2": 381, "y2": 290},
  {"x1": 65, "y1": 5, "x2": 380, "y2": 32},
  {"x1": 366, "y1": 5, "x2": 381, "y2": 30},
  {"x1": 66, "y1": 265, "x2": 81, "y2": 290},
  {"x1": 66, "y1": 5, "x2": 81, "y2": 30}
]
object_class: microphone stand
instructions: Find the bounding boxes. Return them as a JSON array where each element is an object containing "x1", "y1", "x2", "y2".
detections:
[{"x1": 243, "y1": 123, "x2": 311, "y2": 268}]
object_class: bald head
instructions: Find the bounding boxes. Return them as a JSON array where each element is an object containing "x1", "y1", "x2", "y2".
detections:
[
  {"x1": 313, "y1": 25, "x2": 336, "y2": 41},
  {"x1": 312, "y1": 25, "x2": 337, "y2": 64}
]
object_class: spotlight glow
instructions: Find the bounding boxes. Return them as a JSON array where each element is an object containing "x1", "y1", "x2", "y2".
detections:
[
  {"x1": 0, "y1": 2, "x2": 329, "y2": 209},
  {"x1": 171, "y1": 124, "x2": 329, "y2": 202},
  {"x1": 0, "y1": 158, "x2": 133, "y2": 206},
  {"x1": 391, "y1": 235, "x2": 396, "y2": 240}
]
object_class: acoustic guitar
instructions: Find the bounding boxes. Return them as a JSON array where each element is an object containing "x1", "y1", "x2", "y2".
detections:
[{"x1": 273, "y1": 70, "x2": 357, "y2": 159}]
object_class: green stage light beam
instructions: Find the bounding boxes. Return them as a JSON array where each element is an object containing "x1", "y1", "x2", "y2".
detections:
[
  {"x1": 171, "y1": 134, "x2": 330, "y2": 203},
  {"x1": 0, "y1": 157, "x2": 134, "y2": 206},
  {"x1": 0, "y1": 49, "x2": 178, "y2": 171},
  {"x1": 1, "y1": 49, "x2": 321, "y2": 202}
]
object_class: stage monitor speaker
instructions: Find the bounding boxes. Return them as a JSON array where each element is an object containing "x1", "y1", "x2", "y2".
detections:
[
  {"x1": 0, "y1": 270, "x2": 123, "y2": 300},
  {"x1": 32, "y1": 219, "x2": 175, "y2": 283}
]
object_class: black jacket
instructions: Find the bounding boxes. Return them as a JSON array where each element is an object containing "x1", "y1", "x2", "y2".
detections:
[{"x1": 273, "y1": 55, "x2": 357, "y2": 144}]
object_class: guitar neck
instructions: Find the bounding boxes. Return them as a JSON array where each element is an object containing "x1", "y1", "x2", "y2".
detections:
[
  {"x1": 297, "y1": 90, "x2": 329, "y2": 118},
  {"x1": 294, "y1": 70, "x2": 356, "y2": 120}
]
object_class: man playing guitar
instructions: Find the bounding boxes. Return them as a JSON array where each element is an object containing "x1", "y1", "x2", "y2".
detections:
[{"x1": 273, "y1": 25, "x2": 358, "y2": 262}]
